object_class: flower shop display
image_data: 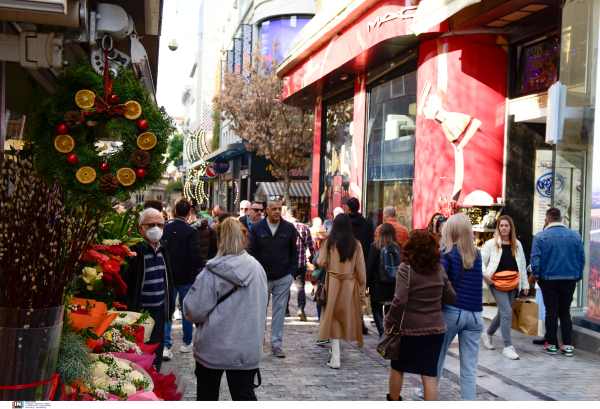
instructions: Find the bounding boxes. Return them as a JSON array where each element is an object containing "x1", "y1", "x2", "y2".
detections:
[
  {"x1": 109, "y1": 310, "x2": 155, "y2": 343},
  {"x1": 64, "y1": 354, "x2": 154, "y2": 401},
  {"x1": 68, "y1": 299, "x2": 116, "y2": 349},
  {"x1": 0, "y1": 155, "x2": 102, "y2": 400}
]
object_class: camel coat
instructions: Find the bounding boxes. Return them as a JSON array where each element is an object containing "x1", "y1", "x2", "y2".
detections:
[{"x1": 316, "y1": 240, "x2": 367, "y2": 347}]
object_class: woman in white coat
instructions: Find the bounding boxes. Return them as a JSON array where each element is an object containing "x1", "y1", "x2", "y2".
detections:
[{"x1": 481, "y1": 215, "x2": 530, "y2": 360}]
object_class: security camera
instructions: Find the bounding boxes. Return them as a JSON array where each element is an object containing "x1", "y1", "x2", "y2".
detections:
[{"x1": 168, "y1": 39, "x2": 179, "y2": 51}]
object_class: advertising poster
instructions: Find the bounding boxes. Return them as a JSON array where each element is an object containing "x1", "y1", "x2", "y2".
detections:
[
  {"x1": 233, "y1": 38, "x2": 242, "y2": 75},
  {"x1": 533, "y1": 150, "x2": 554, "y2": 235},
  {"x1": 242, "y1": 24, "x2": 252, "y2": 81},
  {"x1": 227, "y1": 50, "x2": 234, "y2": 74},
  {"x1": 413, "y1": 35, "x2": 507, "y2": 228}
]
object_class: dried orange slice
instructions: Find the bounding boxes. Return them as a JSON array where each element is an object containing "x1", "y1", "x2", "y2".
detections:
[
  {"x1": 124, "y1": 100, "x2": 142, "y2": 120},
  {"x1": 75, "y1": 90, "x2": 96, "y2": 109},
  {"x1": 54, "y1": 134, "x2": 75, "y2": 153},
  {"x1": 137, "y1": 132, "x2": 157, "y2": 150},
  {"x1": 116, "y1": 168, "x2": 136, "y2": 186},
  {"x1": 75, "y1": 166, "x2": 96, "y2": 184}
]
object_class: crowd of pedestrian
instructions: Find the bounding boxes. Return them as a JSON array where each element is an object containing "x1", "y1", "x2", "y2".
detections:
[{"x1": 114, "y1": 195, "x2": 585, "y2": 401}]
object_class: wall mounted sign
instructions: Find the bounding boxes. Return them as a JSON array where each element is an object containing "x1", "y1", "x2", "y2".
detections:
[
  {"x1": 213, "y1": 159, "x2": 230, "y2": 174},
  {"x1": 233, "y1": 38, "x2": 242, "y2": 75},
  {"x1": 227, "y1": 50, "x2": 234, "y2": 74},
  {"x1": 205, "y1": 164, "x2": 218, "y2": 178},
  {"x1": 367, "y1": 6, "x2": 417, "y2": 32},
  {"x1": 242, "y1": 24, "x2": 252, "y2": 82}
]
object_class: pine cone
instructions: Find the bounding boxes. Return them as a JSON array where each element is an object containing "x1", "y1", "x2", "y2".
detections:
[
  {"x1": 99, "y1": 174, "x2": 118, "y2": 194},
  {"x1": 63, "y1": 111, "x2": 83, "y2": 129},
  {"x1": 130, "y1": 149, "x2": 151, "y2": 168}
]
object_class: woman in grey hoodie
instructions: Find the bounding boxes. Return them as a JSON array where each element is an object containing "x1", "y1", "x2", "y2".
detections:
[{"x1": 184, "y1": 218, "x2": 268, "y2": 401}]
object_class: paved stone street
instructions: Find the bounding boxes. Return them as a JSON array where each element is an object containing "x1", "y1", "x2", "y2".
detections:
[{"x1": 164, "y1": 284, "x2": 600, "y2": 401}]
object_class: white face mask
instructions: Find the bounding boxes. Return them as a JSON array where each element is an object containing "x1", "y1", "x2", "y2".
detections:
[{"x1": 146, "y1": 226, "x2": 163, "y2": 242}]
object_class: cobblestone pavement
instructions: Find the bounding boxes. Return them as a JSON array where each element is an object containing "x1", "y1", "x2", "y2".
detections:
[{"x1": 165, "y1": 284, "x2": 600, "y2": 401}]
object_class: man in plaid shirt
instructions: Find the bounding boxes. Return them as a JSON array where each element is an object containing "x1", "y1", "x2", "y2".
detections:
[{"x1": 286, "y1": 207, "x2": 316, "y2": 321}]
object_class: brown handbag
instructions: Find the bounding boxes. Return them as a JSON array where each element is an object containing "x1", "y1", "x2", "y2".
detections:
[
  {"x1": 492, "y1": 270, "x2": 520, "y2": 291},
  {"x1": 316, "y1": 250, "x2": 329, "y2": 307},
  {"x1": 377, "y1": 266, "x2": 411, "y2": 360}
]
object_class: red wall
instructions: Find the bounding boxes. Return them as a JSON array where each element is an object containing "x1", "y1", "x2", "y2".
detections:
[{"x1": 413, "y1": 35, "x2": 508, "y2": 228}]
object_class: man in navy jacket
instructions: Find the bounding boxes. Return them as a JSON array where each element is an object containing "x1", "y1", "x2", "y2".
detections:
[
  {"x1": 248, "y1": 198, "x2": 298, "y2": 358},
  {"x1": 162, "y1": 198, "x2": 204, "y2": 359},
  {"x1": 531, "y1": 207, "x2": 585, "y2": 356}
]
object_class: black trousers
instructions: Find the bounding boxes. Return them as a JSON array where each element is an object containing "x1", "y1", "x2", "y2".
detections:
[
  {"x1": 372, "y1": 301, "x2": 391, "y2": 338},
  {"x1": 195, "y1": 361, "x2": 259, "y2": 401},
  {"x1": 149, "y1": 312, "x2": 165, "y2": 372},
  {"x1": 539, "y1": 279, "x2": 578, "y2": 346},
  {"x1": 287, "y1": 266, "x2": 307, "y2": 311}
]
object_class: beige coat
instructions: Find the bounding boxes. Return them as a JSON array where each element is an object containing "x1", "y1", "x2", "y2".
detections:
[{"x1": 316, "y1": 240, "x2": 366, "y2": 347}]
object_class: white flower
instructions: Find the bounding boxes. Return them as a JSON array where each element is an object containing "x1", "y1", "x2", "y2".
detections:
[
  {"x1": 91, "y1": 361, "x2": 109, "y2": 377},
  {"x1": 102, "y1": 239, "x2": 122, "y2": 246},
  {"x1": 116, "y1": 360, "x2": 131, "y2": 371},
  {"x1": 122, "y1": 382, "x2": 137, "y2": 396},
  {"x1": 129, "y1": 370, "x2": 144, "y2": 382},
  {"x1": 81, "y1": 266, "x2": 99, "y2": 284}
]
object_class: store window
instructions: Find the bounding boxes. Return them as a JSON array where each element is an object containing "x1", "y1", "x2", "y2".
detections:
[
  {"x1": 258, "y1": 16, "x2": 312, "y2": 65},
  {"x1": 321, "y1": 91, "x2": 354, "y2": 219},
  {"x1": 364, "y1": 61, "x2": 418, "y2": 231}
]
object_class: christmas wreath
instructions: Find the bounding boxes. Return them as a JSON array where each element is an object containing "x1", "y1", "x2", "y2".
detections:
[{"x1": 32, "y1": 54, "x2": 175, "y2": 209}]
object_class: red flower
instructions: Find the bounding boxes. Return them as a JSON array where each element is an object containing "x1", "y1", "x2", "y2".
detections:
[
  {"x1": 107, "y1": 253, "x2": 125, "y2": 265},
  {"x1": 83, "y1": 249, "x2": 110, "y2": 263},
  {"x1": 102, "y1": 270, "x2": 127, "y2": 296},
  {"x1": 113, "y1": 301, "x2": 128, "y2": 310},
  {"x1": 102, "y1": 259, "x2": 120, "y2": 274},
  {"x1": 106, "y1": 245, "x2": 125, "y2": 256}
]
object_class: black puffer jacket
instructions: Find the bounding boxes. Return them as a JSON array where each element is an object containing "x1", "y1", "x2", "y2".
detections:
[
  {"x1": 348, "y1": 211, "x2": 374, "y2": 262},
  {"x1": 190, "y1": 218, "x2": 216, "y2": 262},
  {"x1": 365, "y1": 243, "x2": 397, "y2": 303},
  {"x1": 247, "y1": 218, "x2": 298, "y2": 281},
  {"x1": 118, "y1": 240, "x2": 176, "y2": 322}
]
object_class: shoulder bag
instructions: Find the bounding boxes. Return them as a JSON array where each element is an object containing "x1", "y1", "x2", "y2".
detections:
[
  {"x1": 316, "y1": 249, "x2": 329, "y2": 307},
  {"x1": 377, "y1": 265, "x2": 411, "y2": 360},
  {"x1": 492, "y1": 270, "x2": 519, "y2": 291}
]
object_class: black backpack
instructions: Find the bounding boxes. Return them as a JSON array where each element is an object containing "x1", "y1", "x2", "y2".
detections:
[{"x1": 378, "y1": 244, "x2": 402, "y2": 283}]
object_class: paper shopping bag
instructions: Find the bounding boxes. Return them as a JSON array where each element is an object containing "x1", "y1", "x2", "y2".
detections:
[
  {"x1": 362, "y1": 293, "x2": 372, "y2": 315},
  {"x1": 511, "y1": 298, "x2": 539, "y2": 336}
]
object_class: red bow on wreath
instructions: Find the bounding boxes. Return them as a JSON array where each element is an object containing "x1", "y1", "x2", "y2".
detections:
[{"x1": 80, "y1": 94, "x2": 127, "y2": 119}]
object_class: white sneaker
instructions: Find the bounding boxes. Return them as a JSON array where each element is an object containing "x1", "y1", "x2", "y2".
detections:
[
  {"x1": 481, "y1": 331, "x2": 495, "y2": 350},
  {"x1": 173, "y1": 309, "x2": 182, "y2": 320},
  {"x1": 163, "y1": 347, "x2": 173, "y2": 360},
  {"x1": 503, "y1": 346, "x2": 520, "y2": 360},
  {"x1": 180, "y1": 343, "x2": 193, "y2": 353},
  {"x1": 412, "y1": 388, "x2": 424, "y2": 401}
]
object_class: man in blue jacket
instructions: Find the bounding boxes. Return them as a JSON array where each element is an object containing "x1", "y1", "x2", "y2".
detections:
[
  {"x1": 162, "y1": 198, "x2": 204, "y2": 359},
  {"x1": 248, "y1": 198, "x2": 298, "y2": 358},
  {"x1": 531, "y1": 207, "x2": 585, "y2": 357}
]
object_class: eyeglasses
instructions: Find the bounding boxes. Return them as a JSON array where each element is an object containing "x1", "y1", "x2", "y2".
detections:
[
  {"x1": 143, "y1": 223, "x2": 164, "y2": 229},
  {"x1": 240, "y1": 208, "x2": 249, "y2": 211},
  {"x1": 251, "y1": 208, "x2": 264, "y2": 212},
  {"x1": 268, "y1": 195, "x2": 283, "y2": 201}
]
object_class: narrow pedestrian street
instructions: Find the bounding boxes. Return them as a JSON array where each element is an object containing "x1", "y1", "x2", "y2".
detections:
[{"x1": 165, "y1": 285, "x2": 600, "y2": 401}]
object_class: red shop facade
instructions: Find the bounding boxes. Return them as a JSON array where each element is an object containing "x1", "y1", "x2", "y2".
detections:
[{"x1": 277, "y1": 0, "x2": 541, "y2": 231}]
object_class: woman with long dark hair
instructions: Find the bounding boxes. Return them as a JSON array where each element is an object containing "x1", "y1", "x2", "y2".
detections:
[
  {"x1": 315, "y1": 213, "x2": 366, "y2": 369},
  {"x1": 365, "y1": 223, "x2": 400, "y2": 338},
  {"x1": 427, "y1": 213, "x2": 443, "y2": 235}
]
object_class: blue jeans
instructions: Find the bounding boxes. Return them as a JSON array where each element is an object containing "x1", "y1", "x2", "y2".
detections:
[
  {"x1": 436, "y1": 305, "x2": 484, "y2": 401},
  {"x1": 164, "y1": 283, "x2": 193, "y2": 348}
]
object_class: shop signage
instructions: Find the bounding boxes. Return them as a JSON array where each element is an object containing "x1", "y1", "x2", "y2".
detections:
[
  {"x1": 272, "y1": 168, "x2": 310, "y2": 179},
  {"x1": 367, "y1": 6, "x2": 417, "y2": 32},
  {"x1": 205, "y1": 164, "x2": 218, "y2": 178},
  {"x1": 233, "y1": 38, "x2": 242, "y2": 75},
  {"x1": 242, "y1": 24, "x2": 252, "y2": 81},
  {"x1": 227, "y1": 50, "x2": 234, "y2": 74},
  {"x1": 508, "y1": 93, "x2": 548, "y2": 115},
  {"x1": 213, "y1": 159, "x2": 230, "y2": 174}
]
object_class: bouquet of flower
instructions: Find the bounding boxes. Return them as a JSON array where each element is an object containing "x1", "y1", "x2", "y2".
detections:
[
  {"x1": 110, "y1": 311, "x2": 155, "y2": 342},
  {"x1": 93, "y1": 325, "x2": 144, "y2": 355},
  {"x1": 74, "y1": 207, "x2": 143, "y2": 309},
  {"x1": 65, "y1": 354, "x2": 152, "y2": 401}
]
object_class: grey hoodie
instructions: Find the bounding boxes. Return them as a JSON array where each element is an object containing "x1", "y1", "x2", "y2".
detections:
[{"x1": 183, "y1": 250, "x2": 268, "y2": 370}]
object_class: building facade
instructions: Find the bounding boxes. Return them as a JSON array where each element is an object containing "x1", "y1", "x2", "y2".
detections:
[{"x1": 278, "y1": 0, "x2": 600, "y2": 350}]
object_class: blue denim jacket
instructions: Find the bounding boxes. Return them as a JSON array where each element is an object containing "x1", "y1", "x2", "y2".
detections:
[{"x1": 531, "y1": 223, "x2": 585, "y2": 281}]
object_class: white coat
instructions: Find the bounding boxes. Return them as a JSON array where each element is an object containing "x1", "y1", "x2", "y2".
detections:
[{"x1": 481, "y1": 237, "x2": 530, "y2": 292}]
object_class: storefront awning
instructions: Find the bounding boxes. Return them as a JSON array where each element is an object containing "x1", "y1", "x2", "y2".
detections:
[
  {"x1": 410, "y1": 0, "x2": 481, "y2": 35},
  {"x1": 255, "y1": 182, "x2": 312, "y2": 203}
]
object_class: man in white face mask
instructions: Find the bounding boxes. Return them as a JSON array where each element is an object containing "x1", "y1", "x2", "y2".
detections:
[{"x1": 118, "y1": 208, "x2": 175, "y2": 372}]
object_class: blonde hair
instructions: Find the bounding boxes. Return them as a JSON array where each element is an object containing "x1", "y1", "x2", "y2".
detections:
[
  {"x1": 494, "y1": 215, "x2": 518, "y2": 257},
  {"x1": 215, "y1": 218, "x2": 248, "y2": 258},
  {"x1": 440, "y1": 213, "x2": 478, "y2": 270}
]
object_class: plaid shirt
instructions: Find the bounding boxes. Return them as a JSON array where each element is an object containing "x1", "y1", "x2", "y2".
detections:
[{"x1": 292, "y1": 219, "x2": 316, "y2": 268}]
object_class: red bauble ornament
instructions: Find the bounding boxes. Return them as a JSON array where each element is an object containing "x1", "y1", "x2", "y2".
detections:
[
  {"x1": 108, "y1": 94, "x2": 119, "y2": 104},
  {"x1": 100, "y1": 162, "x2": 109, "y2": 172},
  {"x1": 137, "y1": 119, "x2": 149, "y2": 131},
  {"x1": 57, "y1": 124, "x2": 69, "y2": 135},
  {"x1": 135, "y1": 168, "x2": 146, "y2": 178},
  {"x1": 66, "y1": 153, "x2": 78, "y2": 165}
]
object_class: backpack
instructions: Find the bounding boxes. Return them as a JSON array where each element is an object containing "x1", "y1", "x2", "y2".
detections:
[{"x1": 379, "y1": 244, "x2": 402, "y2": 283}]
